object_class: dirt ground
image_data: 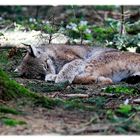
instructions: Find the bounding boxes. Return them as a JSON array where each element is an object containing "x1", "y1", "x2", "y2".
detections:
[
  {"x1": 1, "y1": 77, "x2": 140, "y2": 135},
  {"x1": 1, "y1": 48, "x2": 140, "y2": 135}
]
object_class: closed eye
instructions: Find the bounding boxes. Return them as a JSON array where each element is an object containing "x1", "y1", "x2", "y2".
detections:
[{"x1": 43, "y1": 63, "x2": 49, "y2": 71}]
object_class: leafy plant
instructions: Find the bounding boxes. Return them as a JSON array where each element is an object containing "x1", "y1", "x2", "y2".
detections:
[
  {"x1": 66, "y1": 20, "x2": 93, "y2": 44},
  {"x1": 105, "y1": 18, "x2": 121, "y2": 31},
  {"x1": 92, "y1": 26, "x2": 117, "y2": 42},
  {"x1": 116, "y1": 104, "x2": 132, "y2": 116},
  {"x1": 126, "y1": 20, "x2": 140, "y2": 34},
  {"x1": 104, "y1": 85, "x2": 137, "y2": 95}
]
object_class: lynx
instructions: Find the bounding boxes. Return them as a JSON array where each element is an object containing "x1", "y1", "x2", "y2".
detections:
[
  {"x1": 16, "y1": 44, "x2": 140, "y2": 85},
  {"x1": 15, "y1": 44, "x2": 115, "y2": 81}
]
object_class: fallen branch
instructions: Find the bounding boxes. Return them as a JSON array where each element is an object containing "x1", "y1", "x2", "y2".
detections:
[
  {"x1": 94, "y1": 92, "x2": 118, "y2": 97},
  {"x1": 71, "y1": 113, "x2": 136, "y2": 135},
  {"x1": 61, "y1": 94, "x2": 89, "y2": 98},
  {"x1": 0, "y1": 100, "x2": 7, "y2": 105},
  {"x1": 71, "y1": 124, "x2": 109, "y2": 135}
]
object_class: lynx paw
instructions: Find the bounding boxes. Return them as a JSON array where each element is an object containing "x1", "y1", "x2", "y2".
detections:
[
  {"x1": 55, "y1": 59, "x2": 85, "y2": 84},
  {"x1": 55, "y1": 74, "x2": 74, "y2": 84},
  {"x1": 45, "y1": 74, "x2": 57, "y2": 82},
  {"x1": 96, "y1": 76, "x2": 113, "y2": 85}
]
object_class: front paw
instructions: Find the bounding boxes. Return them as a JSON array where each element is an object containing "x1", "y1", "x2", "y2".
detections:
[
  {"x1": 45, "y1": 74, "x2": 57, "y2": 82},
  {"x1": 55, "y1": 75, "x2": 74, "y2": 84},
  {"x1": 96, "y1": 76, "x2": 113, "y2": 85}
]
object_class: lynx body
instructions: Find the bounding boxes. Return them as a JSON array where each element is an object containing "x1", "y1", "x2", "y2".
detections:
[{"x1": 15, "y1": 44, "x2": 140, "y2": 84}]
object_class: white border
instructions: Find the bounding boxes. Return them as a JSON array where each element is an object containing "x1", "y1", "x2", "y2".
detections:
[
  {"x1": 0, "y1": 0, "x2": 140, "y2": 5},
  {"x1": 1, "y1": 136, "x2": 140, "y2": 140}
]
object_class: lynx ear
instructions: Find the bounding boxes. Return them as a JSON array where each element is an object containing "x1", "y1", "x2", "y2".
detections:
[
  {"x1": 22, "y1": 43, "x2": 38, "y2": 58},
  {"x1": 28, "y1": 45, "x2": 37, "y2": 57}
]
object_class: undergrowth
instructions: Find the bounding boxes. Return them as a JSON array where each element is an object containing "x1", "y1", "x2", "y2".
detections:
[{"x1": 0, "y1": 68, "x2": 95, "y2": 111}]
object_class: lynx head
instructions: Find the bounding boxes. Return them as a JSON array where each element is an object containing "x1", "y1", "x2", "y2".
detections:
[{"x1": 14, "y1": 44, "x2": 48, "y2": 79}]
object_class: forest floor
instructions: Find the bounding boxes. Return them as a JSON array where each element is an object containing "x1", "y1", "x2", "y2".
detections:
[{"x1": 1, "y1": 47, "x2": 140, "y2": 135}]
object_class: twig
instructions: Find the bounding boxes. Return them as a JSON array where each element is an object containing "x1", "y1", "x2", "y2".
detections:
[
  {"x1": 94, "y1": 92, "x2": 118, "y2": 97},
  {"x1": 83, "y1": 113, "x2": 101, "y2": 126},
  {"x1": 51, "y1": 92, "x2": 61, "y2": 98},
  {"x1": 71, "y1": 113, "x2": 136, "y2": 134},
  {"x1": 61, "y1": 94, "x2": 89, "y2": 98},
  {"x1": 71, "y1": 124, "x2": 109, "y2": 135},
  {"x1": 0, "y1": 100, "x2": 7, "y2": 105},
  {"x1": 3, "y1": 23, "x2": 14, "y2": 32}
]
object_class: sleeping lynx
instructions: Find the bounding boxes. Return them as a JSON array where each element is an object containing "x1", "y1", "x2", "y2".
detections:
[{"x1": 15, "y1": 44, "x2": 140, "y2": 85}]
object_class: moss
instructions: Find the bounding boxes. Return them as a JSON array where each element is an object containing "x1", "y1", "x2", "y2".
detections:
[
  {"x1": 0, "y1": 68, "x2": 37, "y2": 101},
  {"x1": 27, "y1": 81, "x2": 70, "y2": 93},
  {"x1": 63, "y1": 100, "x2": 94, "y2": 111},
  {"x1": 34, "y1": 96, "x2": 63, "y2": 108},
  {"x1": 103, "y1": 85, "x2": 138, "y2": 95},
  {"x1": 0, "y1": 69, "x2": 94, "y2": 111},
  {"x1": 0, "y1": 105, "x2": 21, "y2": 115},
  {"x1": 0, "y1": 68, "x2": 64, "y2": 110},
  {"x1": 34, "y1": 96, "x2": 94, "y2": 111},
  {"x1": 0, "y1": 68, "x2": 54, "y2": 106},
  {"x1": 0, "y1": 117, "x2": 26, "y2": 126}
]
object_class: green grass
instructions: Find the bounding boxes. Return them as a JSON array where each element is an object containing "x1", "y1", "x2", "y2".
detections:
[
  {"x1": 1, "y1": 117, "x2": 26, "y2": 126},
  {"x1": 0, "y1": 105, "x2": 21, "y2": 115},
  {"x1": 103, "y1": 85, "x2": 138, "y2": 95},
  {"x1": 116, "y1": 104, "x2": 132, "y2": 116}
]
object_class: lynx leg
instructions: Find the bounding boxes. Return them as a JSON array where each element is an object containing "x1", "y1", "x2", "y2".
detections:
[
  {"x1": 96, "y1": 76, "x2": 113, "y2": 85},
  {"x1": 73, "y1": 74, "x2": 96, "y2": 84},
  {"x1": 46, "y1": 56, "x2": 56, "y2": 74},
  {"x1": 45, "y1": 74, "x2": 57, "y2": 82},
  {"x1": 133, "y1": 72, "x2": 140, "y2": 76},
  {"x1": 55, "y1": 59, "x2": 85, "y2": 83}
]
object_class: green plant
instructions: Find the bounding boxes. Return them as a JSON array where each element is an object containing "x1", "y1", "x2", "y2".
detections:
[
  {"x1": 106, "y1": 34, "x2": 140, "y2": 50},
  {"x1": 94, "y1": 6, "x2": 117, "y2": 11},
  {"x1": 1, "y1": 117, "x2": 26, "y2": 126},
  {"x1": 104, "y1": 85, "x2": 137, "y2": 95},
  {"x1": 92, "y1": 26, "x2": 117, "y2": 42},
  {"x1": 116, "y1": 104, "x2": 132, "y2": 116},
  {"x1": 66, "y1": 20, "x2": 93, "y2": 44},
  {"x1": 0, "y1": 105, "x2": 21, "y2": 115},
  {"x1": 105, "y1": 18, "x2": 121, "y2": 31}
]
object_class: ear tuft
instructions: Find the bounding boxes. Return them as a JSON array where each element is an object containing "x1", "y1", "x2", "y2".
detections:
[
  {"x1": 21, "y1": 43, "x2": 36, "y2": 57},
  {"x1": 28, "y1": 45, "x2": 36, "y2": 57}
]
